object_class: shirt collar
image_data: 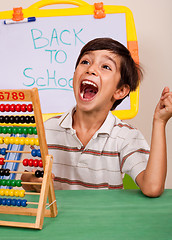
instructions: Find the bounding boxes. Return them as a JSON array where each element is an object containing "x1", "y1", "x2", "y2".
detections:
[{"x1": 59, "y1": 107, "x2": 116, "y2": 136}]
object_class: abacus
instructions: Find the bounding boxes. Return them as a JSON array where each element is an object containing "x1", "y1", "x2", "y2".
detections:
[{"x1": 0, "y1": 88, "x2": 57, "y2": 229}]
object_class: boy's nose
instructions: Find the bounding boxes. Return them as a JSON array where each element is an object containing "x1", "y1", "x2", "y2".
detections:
[{"x1": 86, "y1": 65, "x2": 98, "y2": 76}]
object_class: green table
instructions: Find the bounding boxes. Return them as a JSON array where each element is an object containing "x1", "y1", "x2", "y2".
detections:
[{"x1": 0, "y1": 190, "x2": 172, "y2": 240}]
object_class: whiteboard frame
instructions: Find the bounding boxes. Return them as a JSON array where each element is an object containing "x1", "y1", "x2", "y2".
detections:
[{"x1": 0, "y1": 0, "x2": 140, "y2": 120}]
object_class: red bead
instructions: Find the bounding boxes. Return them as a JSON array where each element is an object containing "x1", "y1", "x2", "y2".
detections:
[
  {"x1": 28, "y1": 159, "x2": 33, "y2": 167},
  {"x1": 33, "y1": 159, "x2": 38, "y2": 167},
  {"x1": 10, "y1": 104, "x2": 15, "y2": 112},
  {"x1": 38, "y1": 160, "x2": 43, "y2": 168},
  {"x1": 27, "y1": 104, "x2": 33, "y2": 112},
  {"x1": 0, "y1": 157, "x2": 4, "y2": 165},
  {"x1": 23, "y1": 159, "x2": 28, "y2": 166},
  {"x1": 21, "y1": 104, "x2": 27, "y2": 112},
  {"x1": 0, "y1": 104, "x2": 5, "y2": 112},
  {"x1": 15, "y1": 104, "x2": 21, "y2": 112},
  {"x1": 5, "y1": 104, "x2": 10, "y2": 112}
]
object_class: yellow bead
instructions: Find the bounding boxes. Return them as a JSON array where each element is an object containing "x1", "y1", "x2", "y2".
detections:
[
  {"x1": 4, "y1": 137, "x2": 10, "y2": 145},
  {"x1": 25, "y1": 137, "x2": 30, "y2": 145},
  {"x1": 19, "y1": 137, "x2": 25, "y2": 145},
  {"x1": 19, "y1": 190, "x2": 25, "y2": 198},
  {"x1": 9, "y1": 189, "x2": 14, "y2": 197},
  {"x1": 0, "y1": 136, "x2": 4, "y2": 144},
  {"x1": 35, "y1": 138, "x2": 39, "y2": 146},
  {"x1": 5, "y1": 189, "x2": 9, "y2": 196},
  {"x1": 9, "y1": 136, "x2": 15, "y2": 144},
  {"x1": 0, "y1": 189, "x2": 5, "y2": 196},
  {"x1": 14, "y1": 189, "x2": 19, "y2": 197},
  {"x1": 30, "y1": 138, "x2": 35, "y2": 146},
  {"x1": 14, "y1": 137, "x2": 20, "y2": 145}
]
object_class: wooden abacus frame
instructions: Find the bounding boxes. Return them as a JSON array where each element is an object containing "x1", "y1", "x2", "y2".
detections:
[{"x1": 0, "y1": 88, "x2": 57, "y2": 229}]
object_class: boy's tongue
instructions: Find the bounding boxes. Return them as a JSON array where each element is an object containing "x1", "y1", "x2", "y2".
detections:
[{"x1": 83, "y1": 87, "x2": 96, "y2": 99}]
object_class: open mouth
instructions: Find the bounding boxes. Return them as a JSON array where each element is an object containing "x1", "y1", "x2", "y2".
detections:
[{"x1": 80, "y1": 80, "x2": 98, "y2": 101}]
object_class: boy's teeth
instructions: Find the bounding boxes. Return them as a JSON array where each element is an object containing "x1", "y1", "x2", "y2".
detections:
[{"x1": 82, "y1": 80, "x2": 97, "y2": 88}]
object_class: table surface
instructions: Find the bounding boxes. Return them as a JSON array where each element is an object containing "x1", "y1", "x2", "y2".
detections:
[{"x1": 0, "y1": 189, "x2": 172, "y2": 240}]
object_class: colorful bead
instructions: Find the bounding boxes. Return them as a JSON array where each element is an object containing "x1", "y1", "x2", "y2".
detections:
[
  {"x1": 1, "y1": 148, "x2": 6, "y2": 155},
  {"x1": 37, "y1": 149, "x2": 41, "y2": 157},
  {"x1": 33, "y1": 127, "x2": 37, "y2": 135},
  {"x1": 2, "y1": 127, "x2": 7, "y2": 134},
  {"x1": 30, "y1": 138, "x2": 35, "y2": 146},
  {"x1": 23, "y1": 159, "x2": 28, "y2": 166},
  {"x1": 28, "y1": 159, "x2": 33, "y2": 167},
  {"x1": 21, "y1": 104, "x2": 26, "y2": 112},
  {"x1": 6, "y1": 198, "x2": 11, "y2": 206},
  {"x1": 7, "y1": 127, "x2": 12, "y2": 134},
  {"x1": 0, "y1": 104, "x2": 5, "y2": 112},
  {"x1": 19, "y1": 137, "x2": 25, "y2": 145},
  {"x1": 4, "y1": 169, "x2": 10, "y2": 176},
  {"x1": 38, "y1": 160, "x2": 43, "y2": 168},
  {"x1": 14, "y1": 190, "x2": 19, "y2": 197},
  {"x1": 5, "y1": 104, "x2": 10, "y2": 112},
  {"x1": 2, "y1": 198, "x2": 7, "y2": 205},
  {"x1": 5, "y1": 189, "x2": 10, "y2": 196},
  {"x1": 0, "y1": 137, "x2": 4, "y2": 144},
  {"x1": 33, "y1": 159, "x2": 38, "y2": 167},
  {"x1": 14, "y1": 137, "x2": 20, "y2": 145},
  {"x1": 21, "y1": 199, "x2": 27, "y2": 207},
  {"x1": 11, "y1": 180, "x2": 16, "y2": 187},
  {"x1": 19, "y1": 190, "x2": 25, "y2": 198},
  {"x1": 4, "y1": 137, "x2": 10, "y2": 145},
  {"x1": 11, "y1": 199, "x2": 16, "y2": 206},
  {"x1": 16, "y1": 199, "x2": 21, "y2": 206},
  {"x1": 9, "y1": 189, "x2": 14, "y2": 197},
  {"x1": 10, "y1": 104, "x2": 15, "y2": 112},
  {"x1": 1, "y1": 179, "x2": 6, "y2": 186},
  {"x1": 27, "y1": 104, "x2": 33, "y2": 112},
  {"x1": 0, "y1": 157, "x2": 5, "y2": 165},
  {"x1": 6, "y1": 179, "x2": 11, "y2": 186},
  {"x1": 0, "y1": 189, "x2": 5, "y2": 196},
  {"x1": 25, "y1": 137, "x2": 30, "y2": 145},
  {"x1": 31, "y1": 149, "x2": 37, "y2": 157},
  {"x1": 12, "y1": 126, "x2": 18, "y2": 134},
  {"x1": 15, "y1": 104, "x2": 21, "y2": 112},
  {"x1": 35, "y1": 138, "x2": 39, "y2": 146},
  {"x1": 16, "y1": 180, "x2": 22, "y2": 187},
  {"x1": 9, "y1": 137, "x2": 15, "y2": 145}
]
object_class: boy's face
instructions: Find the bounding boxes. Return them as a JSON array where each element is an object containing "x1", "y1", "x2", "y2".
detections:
[{"x1": 73, "y1": 50, "x2": 121, "y2": 113}]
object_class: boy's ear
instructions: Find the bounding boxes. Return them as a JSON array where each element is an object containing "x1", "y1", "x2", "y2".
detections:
[{"x1": 113, "y1": 84, "x2": 130, "y2": 100}]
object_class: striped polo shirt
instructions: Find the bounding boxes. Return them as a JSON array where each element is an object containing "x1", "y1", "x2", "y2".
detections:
[{"x1": 44, "y1": 108, "x2": 150, "y2": 190}]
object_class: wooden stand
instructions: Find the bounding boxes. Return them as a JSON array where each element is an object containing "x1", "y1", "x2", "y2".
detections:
[{"x1": 0, "y1": 88, "x2": 58, "y2": 229}]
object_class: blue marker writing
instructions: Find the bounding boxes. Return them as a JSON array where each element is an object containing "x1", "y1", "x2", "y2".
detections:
[{"x1": 4, "y1": 17, "x2": 36, "y2": 25}]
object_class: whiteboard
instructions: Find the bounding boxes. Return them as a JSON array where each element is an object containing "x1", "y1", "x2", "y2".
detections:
[{"x1": 0, "y1": 13, "x2": 129, "y2": 113}]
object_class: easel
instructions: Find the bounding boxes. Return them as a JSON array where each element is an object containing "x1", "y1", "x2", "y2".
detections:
[{"x1": 0, "y1": 88, "x2": 57, "y2": 229}]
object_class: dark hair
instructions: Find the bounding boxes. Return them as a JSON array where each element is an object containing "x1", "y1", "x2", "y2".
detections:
[{"x1": 75, "y1": 38, "x2": 143, "y2": 110}]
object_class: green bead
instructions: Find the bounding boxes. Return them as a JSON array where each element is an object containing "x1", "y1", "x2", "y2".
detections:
[
  {"x1": 11, "y1": 180, "x2": 16, "y2": 187},
  {"x1": 6, "y1": 179, "x2": 11, "y2": 186},
  {"x1": 12, "y1": 127, "x2": 18, "y2": 134},
  {"x1": 23, "y1": 127, "x2": 28, "y2": 135},
  {"x1": 18, "y1": 127, "x2": 23, "y2": 134},
  {"x1": 1, "y1": 179, "x2": 7, "y2": 186},
  {"x1": 33, "y1": 127, "x2": 37, "y2": 135},
  {"x1": 2, "y1": 127, "x2": 7, "y2": 134},
  {"x1": 28, "y1": 127, "x2": 33, "y2": 135},
  {"x1": 0, "y1": 126, "x2": 2, "y2": 134},
  {"x1": 16, "y1": 180, "x2": 22, "y2": 187},
  {"x1": 7, "y1": 127, "x2": 12, "y2": 134},
  {"x1": 0, "y1": 179, "x2": 2, "y2": 185}
]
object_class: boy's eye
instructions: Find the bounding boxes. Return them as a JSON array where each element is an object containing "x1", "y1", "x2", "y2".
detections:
[
  {"x1": 80, "y1": 60, "x2": 89, "y2": 65},
  {"x1": 102, "y1": 65, "x2": 111, "y2": 70}
]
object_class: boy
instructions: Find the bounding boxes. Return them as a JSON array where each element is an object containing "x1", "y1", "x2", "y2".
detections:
[{"x1": 22, "y1": 38, "x2": 172, "y2": 197}]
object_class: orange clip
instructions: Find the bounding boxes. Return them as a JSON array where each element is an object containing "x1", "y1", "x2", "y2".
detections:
[
  {"x1": 94, "y1": 2, "x2": 106, "y2": 19},
  {"x1": 12, "y1": 7, "x2": 24, "y2": 21}
]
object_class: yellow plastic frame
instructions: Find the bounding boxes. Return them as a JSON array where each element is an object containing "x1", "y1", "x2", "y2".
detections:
[{"x1": 0, "y1": 0, "x2": 139, "y2": 120}]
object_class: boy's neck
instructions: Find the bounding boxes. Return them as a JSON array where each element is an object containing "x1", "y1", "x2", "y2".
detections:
[{"x1": 72, "y1": 107, "x2": 109, "y2": 147}]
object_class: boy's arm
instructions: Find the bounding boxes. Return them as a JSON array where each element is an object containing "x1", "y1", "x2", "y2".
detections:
[{"x1": 136, "y1": 87, "x2": 172, "y2": 197}]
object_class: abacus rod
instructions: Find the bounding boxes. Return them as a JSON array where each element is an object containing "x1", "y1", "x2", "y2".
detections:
[
  {"x1": 25, "y1": 192, "x2": 40, "y2": 196},
  {"x1": 27, "y1": 202, "x2": 48, "y2": 206},
  {"x1": 9, "y1": 171, "x2": 34, "y2": 175},
  {"x1": 22, "y1": 182, "x2": 42, "y2": 185},
  {"x1": 6, "y1": 150, "x2": 31, "y2": 154}
]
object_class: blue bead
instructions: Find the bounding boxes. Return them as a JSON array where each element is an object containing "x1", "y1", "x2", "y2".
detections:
[
  {"x1": 2, "y1": 198, "x2": 7, "y2": 205},
  {"x1": 1, "y1": 148, "x2": 6, "y2": 155},
  {"x1": 11, "y1": 199, "x2": 16, "y2": 206},
  {"x1": 0, "y1": 198, "x2": 2, "y2": 205},
  {"x1": 16, "y1": 199, "x2": 21, "y2": 206},
  {"x1": 6, "y1": 198, "x2": 11, "y2": 206},
  {"x1": 21, "y1": 199, "x2": 27, "y2": 207},
  {"x1": 37, "y1": 149, "x2": 41, "y2": 157},
  {"x1": 31, "y1": 149, "x2": 37, "y2": 157}
]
